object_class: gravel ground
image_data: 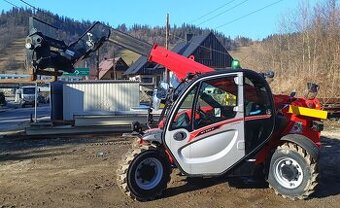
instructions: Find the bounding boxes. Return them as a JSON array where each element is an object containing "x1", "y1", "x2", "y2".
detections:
[{"x1": 0, "y1": 130, "x2": 339, "y2": 208}]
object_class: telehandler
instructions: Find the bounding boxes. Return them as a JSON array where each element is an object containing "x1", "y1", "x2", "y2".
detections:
[{"x1": 25, "y1": 18, "x2": 327, "y2": 201}]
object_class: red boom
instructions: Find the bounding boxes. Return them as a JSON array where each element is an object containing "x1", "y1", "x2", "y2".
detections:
[{"x1": 148, "y1": 44, "x2": 214, "y2": 80}]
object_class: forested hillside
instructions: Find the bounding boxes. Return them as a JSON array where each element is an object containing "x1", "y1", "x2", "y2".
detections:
[
  {"x1": 0, "y1": 8, "x2": 251, "y2": 73},
  {"x1": 0, "y1": 0, "x2": 339, "y2": 97},
  {"x1": 232, "y1": 0, "x2": 340, "y2": 97}
]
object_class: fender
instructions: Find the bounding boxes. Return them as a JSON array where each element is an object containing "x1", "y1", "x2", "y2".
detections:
[
  {"x1": 141, "y1": 128, "x2": 163, "y2": 144},
  {"x1": 280, "y1": 134, "x2": 320, "y2": 161}
]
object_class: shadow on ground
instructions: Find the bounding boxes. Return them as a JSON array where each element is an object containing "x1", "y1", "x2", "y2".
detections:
[
  {"x1": 164, "y1": 175, "x2": 267, "y2": 199},
  {"x1": 313, "y1": 136, "x2": 340, "y2": 198},
  {"x1": 165, "y1": 136, "x2": 340, "y2": 199}
]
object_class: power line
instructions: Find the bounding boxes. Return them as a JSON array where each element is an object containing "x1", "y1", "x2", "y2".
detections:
[
  {"x1": 197, "y1": 0, "x2": 250, "y2": 26},
  {"x1": 169, "y1": 33, "x2": 229, "y2": 56},
  {"x1": 168, "y1": 33, "x2": 257, "y2": 68},
  {"x1": 215, "y1": 0, "x2": 285, "y2": 29},
  {"x1": 18, "y1": 0, "x2": 37, "y2": 12},
  {"x1": 189, "y1": 0, "x2": 238, "y2": 23},
  {"x1": 2, "y1": 0, "x2": 19, "y2": 8}
]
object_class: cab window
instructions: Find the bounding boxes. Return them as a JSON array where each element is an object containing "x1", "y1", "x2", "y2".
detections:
[
  {"x1": 194, "y1": 76, "x2": 238, "y2": 129},
  {"x1": 244, "y1": 76, "x2": 271, "y2": 116},
  {"x1": 170, "y1": 86, "x2": 197, "y2": 131}
]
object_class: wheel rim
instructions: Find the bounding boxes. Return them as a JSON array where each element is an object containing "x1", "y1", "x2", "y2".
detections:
[
  {"x1": 134, "y1": 157, "x2": 163, "y2": 190},
  {"x1": 274, "y1": 157, "x2": 304, "y2": 189}
]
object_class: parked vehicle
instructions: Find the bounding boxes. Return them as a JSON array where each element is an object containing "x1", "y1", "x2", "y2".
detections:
[{"x1": 15, "y1": 86, "x2": 37, "y2": 107}]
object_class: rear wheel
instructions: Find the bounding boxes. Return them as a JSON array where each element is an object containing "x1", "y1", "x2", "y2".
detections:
[
  {"x1": 117, "y1": 144, "x2": 171, "y2": 201},
  {"x1": 267, "y1": 142, "x2": 318, "y2": 200}
]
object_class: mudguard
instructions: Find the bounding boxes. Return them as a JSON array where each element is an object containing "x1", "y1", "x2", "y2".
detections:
[
  {"x1": 142, "y1": 128, "x2": 164, "y2": 144},
  {"x1": 280, "y1": 134, "x2": 320, "y2": 161}
]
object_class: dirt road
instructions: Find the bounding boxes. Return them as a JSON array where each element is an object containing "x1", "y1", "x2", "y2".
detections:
[{"x1": 0, "y1": 131, "x2": 339, "y2": 208}]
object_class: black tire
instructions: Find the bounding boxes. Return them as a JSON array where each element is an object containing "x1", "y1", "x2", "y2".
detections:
[
  {"x1": 117, "y1": 144, "x2": 171, "y2": 201},
  {"x1": 267, "y1": 142, "x2": 318, "y2": 200}
]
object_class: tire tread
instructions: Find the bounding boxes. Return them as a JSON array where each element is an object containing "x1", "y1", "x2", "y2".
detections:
[
  {"x1": 268, "y1": 142, "x2": 319, "y2": 200},
  {"x1": 116, "y1": 142, "x2": 171, "y2": 201}
]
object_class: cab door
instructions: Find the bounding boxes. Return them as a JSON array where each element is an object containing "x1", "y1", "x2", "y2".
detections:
[{"x1": 163, "y1": 73, "x2": 245, "y2": 175}]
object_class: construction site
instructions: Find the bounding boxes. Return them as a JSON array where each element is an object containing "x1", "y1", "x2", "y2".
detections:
[{"x1": 0, "y1": 0, "x2": 339, "y2": 207}]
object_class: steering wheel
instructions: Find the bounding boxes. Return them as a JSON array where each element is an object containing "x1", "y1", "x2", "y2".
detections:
[{"x1": 196, "y1": 105, "x2": 208, "y2": 127}]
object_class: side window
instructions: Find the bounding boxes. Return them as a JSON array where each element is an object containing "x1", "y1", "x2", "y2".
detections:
[
  {"x1": 194, "y1": 76, "x2": 238, "y2": 129},
  {"x1": 244, "y1": 76, "x2": 271, "y2": 116},
  {"x1": 170, "y1": 86, "x2": 197, "y2": 131}
]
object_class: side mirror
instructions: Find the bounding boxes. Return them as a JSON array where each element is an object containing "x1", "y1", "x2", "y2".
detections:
[
  {"x1": 307, "y1": 83, "x2": 319, "y2": 93},
  {"x1": 290, "y1": 90, "x2": 296, "y2": 97},
  {"x1": 152, "y1": 82, "x2": 169, "y2": 110},
  {"x1": 156, "y1": 88, "x2": 167, "y2": 100},
  {"x1": 261, "y1": 70, "x2": 275, "y2": 79},
  {"x1": 306, "y1": 83, "x2": 319, "y2": 99},
  {"x1": 266, "y1": 71, "x2": 275, "y2": 78},
  {"x1": 156, "y1": 82, "x2": 169, "y2": 100}
]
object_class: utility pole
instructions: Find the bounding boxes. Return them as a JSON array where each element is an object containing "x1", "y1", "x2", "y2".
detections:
[
  {"x1": 164, "y1": 13, "x2": 170, "y2": 84},
  {"x1": 96, "y1": 50, "x2": 100, "y2": 80},
  {"x1": 34, "y1": 81, "x2": 38, "y2": 122}
]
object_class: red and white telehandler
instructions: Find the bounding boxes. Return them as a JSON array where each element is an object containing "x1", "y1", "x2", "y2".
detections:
[{"x1": 25, "y1": 18, "x2": 327, "y2": 201}]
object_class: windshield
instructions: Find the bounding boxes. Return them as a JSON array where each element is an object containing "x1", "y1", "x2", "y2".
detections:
[
  {"x1": 23, "y1": 88, "x2": 35, "y2": 94},
  {"x1": 158, "y1": 80, "x2": 191, "y2": 125},
  {"x1": 173, "y1": 81, "x2": 190, "y2": 101}
]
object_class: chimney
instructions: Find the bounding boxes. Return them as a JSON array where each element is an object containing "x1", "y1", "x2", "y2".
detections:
[{"x1": 186, "y1": 33, "x2": 193, "y2": 42}]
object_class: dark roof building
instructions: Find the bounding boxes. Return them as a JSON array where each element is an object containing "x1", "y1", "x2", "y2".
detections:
[
  {"x1": 124, "y1": 32, "x2": 233, "y2": 76},
  {"x1": 90, "y1": 57, "x2": 128, "y2": 80}
]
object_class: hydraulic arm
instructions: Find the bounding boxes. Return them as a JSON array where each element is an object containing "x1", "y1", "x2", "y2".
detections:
[
  {"x1": 25, "y1": 17, "x2": 110, "y2": 77},
  {"x1": 108, "y1": 29, "x2": 214, "y2": 80},
  {"x1": 25, "y1": 18, "x2": 213, "y2": 80}
]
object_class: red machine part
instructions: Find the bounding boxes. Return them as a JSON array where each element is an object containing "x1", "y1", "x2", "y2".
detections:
[
  {"x1": 275, "y1": 94, "x2": 322, "y2": 143},
  {"x1": 255, "y1": 94, "x2": 322, "y2": 165},
  {"x1": 148, "y1": 44, "x2": 214, "y2": 80}
]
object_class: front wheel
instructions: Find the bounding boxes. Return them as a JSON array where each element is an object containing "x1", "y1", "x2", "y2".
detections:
[
  {"x1": 117, "y1": 144, "x2": 171, "y2": 201},
  {"x1": 267, "y1": 142, "x2": 318, "y2": 200}
]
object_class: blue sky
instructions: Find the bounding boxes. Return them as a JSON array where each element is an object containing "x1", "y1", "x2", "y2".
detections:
[{"x1": 1, "y1": 0, "x2": 320, "y2": 40}]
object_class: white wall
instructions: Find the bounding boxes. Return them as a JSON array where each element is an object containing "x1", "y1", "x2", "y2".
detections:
[{"x1": 63, "y1": 81, "x2": 140, "y2": 120}]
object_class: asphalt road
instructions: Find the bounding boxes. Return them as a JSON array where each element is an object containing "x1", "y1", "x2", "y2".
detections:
[{"x1": 0, "y1": 105, "x2": 50, "y2": 132}]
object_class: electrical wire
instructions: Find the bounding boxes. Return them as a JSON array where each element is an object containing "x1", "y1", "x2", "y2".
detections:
[
  {"x1": 197, "y1": 0, "x2": 250, "y2": 26},
  {"x1": 214, "y1": 0, "x2": 285, "y2": 29},
  {"x1": 169, "y1": 33, "x2": 257, "y2": 68},
  {"x1": 189, "y1": 0, "x2": 238, "y2": 23},
  {"x1": 2, "y1": 0, "x2": 19, "y2": 8},
  {"x1": 180, "y1": 0, "x2": 285, "y2": 61},
  {"x1": 18, "y1": 0, "x2": 37, "y2": 11}
]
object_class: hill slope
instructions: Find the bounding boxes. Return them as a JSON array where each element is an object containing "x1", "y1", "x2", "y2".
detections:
[
  {"x1": 0, "y1": 38, "x2": 26, "y2": 74},
  {"x1": 0, "y1": 8, "x2": 249, "y2": 74}
]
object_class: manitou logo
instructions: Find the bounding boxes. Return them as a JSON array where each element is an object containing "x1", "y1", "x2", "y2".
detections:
[{"x1": 197, "y1": 127, "x2": 216, "y2": 136}]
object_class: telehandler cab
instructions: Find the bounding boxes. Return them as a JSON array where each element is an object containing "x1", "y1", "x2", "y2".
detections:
[{"x1": 25, "y1": 18, "x2": 327, "y2": 201}]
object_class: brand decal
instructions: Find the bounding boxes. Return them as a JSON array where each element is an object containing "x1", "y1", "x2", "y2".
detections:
[{"x1": 197, "y1": 127, "x2": 216, "y2": 137}]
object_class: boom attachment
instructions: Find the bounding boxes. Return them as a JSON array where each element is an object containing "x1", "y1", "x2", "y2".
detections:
[
  {"x1": 107, "y1": 28, "x2": 214, "y2": 80},
  {"x1": 25, "y1": 17, "x2": 215, "y2": 81},
  {"x1": 25, "y1": 17, "x2": 110, "y2": 79}
]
